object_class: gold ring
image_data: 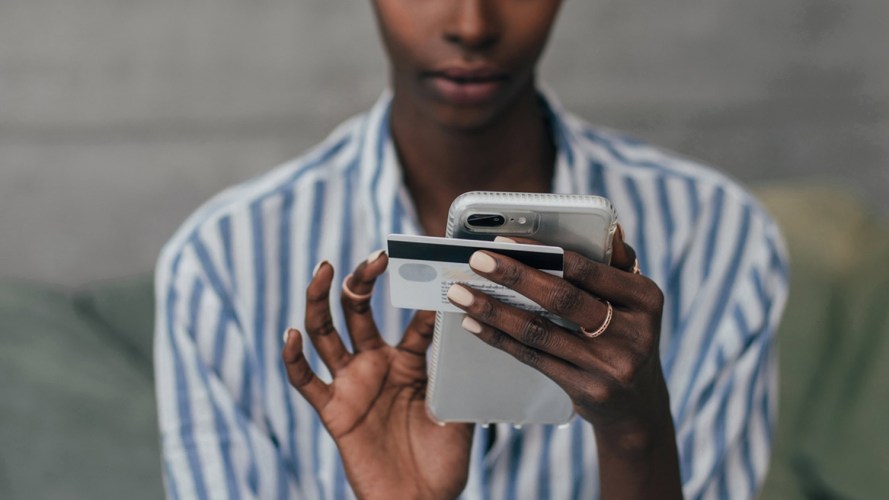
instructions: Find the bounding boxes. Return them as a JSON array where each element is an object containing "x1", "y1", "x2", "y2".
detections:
[
  {"x1": 631, "y1": 258, "x2": 641, "y2": 275},
  {"x1": 342, "y1": 273, "x2": 373, "y2": 301},
  {"x1": 580, "y1": 300, "x2": 612, "y2": 338}
]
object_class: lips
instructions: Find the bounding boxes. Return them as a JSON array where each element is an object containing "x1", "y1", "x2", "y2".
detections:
[{"x1": 425, "y1": 66, "x2": 509, "y2": 105}]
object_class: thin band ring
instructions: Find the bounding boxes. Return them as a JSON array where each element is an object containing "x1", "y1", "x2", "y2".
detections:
[
  {"x1": 342, "y1": 273, "x2": 373, "y2": 301},
  {"x1": 580, "y1": 300, "x2": 613, "y2": 338},
  {"x1": 631, "y1": 258, "x2": 642, "y2": 275}
]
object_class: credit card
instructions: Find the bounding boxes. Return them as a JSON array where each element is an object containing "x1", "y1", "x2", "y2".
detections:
[{"x1": 387, "y1": 234, "x2": 563, "y2": 314}]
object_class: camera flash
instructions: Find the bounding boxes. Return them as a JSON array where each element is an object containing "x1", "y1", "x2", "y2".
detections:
[{"x1": 517, "y1": 217, "x2": 527, "y2": 224}]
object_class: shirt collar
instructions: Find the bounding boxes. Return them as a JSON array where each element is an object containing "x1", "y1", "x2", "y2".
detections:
[
  {"x1": 536, "y1": 84, "x2": 584, "y2": 195},
  {"x1": 358, "y1": 88, "x2": 585, "y2": 243}
]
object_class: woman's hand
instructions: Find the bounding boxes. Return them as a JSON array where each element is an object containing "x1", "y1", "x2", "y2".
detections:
[
  {"x1": 282, "y1": 253, "x2": 473, "y2": 500},
  {"x1": 446, "y1": 228, "x2": 683, "y2": 499}
]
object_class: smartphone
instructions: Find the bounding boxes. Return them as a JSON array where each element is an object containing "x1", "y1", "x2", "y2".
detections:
[{"x1": 426, "y1": 191, "x2": 617, "y2": 425}]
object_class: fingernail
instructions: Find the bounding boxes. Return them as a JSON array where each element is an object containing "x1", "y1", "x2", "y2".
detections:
[
  {"x1": 366, "y1": 249, "x2": 385, "y2": 264},
  {"x1": 616, "y1": 224, "x2": 625, "y2": 241},
  {"x1": 469, "y1": 251, "x2": 497, "y2": 273},
  {"x1": 282, "y1": 328, "x2": 293, "y2": 344},
  {"x1": 447, "y1": 284, "x2": 474, "y2": 307},
  {"x1": 312, "y1": 261, "x2": 327, "y2": 277},
  {"x1": 494, "y1": 236, "x2": 516, "y2": 243},
  {"x1": 461, "y1": 316, "x2": 482, "y2": 334}
]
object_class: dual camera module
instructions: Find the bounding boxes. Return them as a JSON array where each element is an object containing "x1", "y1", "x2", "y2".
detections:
[{"x1": 466, "y1": 213, "x2": 528, "y2": 227}]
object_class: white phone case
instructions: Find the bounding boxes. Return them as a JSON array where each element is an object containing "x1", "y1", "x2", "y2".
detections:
[{"x1": 426, "y1": 192, "x2": 617, "y2": 425}]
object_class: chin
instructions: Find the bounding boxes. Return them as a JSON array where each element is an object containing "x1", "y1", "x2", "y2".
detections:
[{"x1": 428, "y1": 102, "x2": 509, "y2": 133}]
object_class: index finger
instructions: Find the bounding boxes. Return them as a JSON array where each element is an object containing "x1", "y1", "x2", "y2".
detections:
[
  {"x1": 469, "y1": 249, "x2": 648, "y2": 310},
  {"x1": 495, "y1": 227, "x2": 638, "y2": 273},
  {"x1": 340, "y1": 250, "x2": 388, "y2": 351}
]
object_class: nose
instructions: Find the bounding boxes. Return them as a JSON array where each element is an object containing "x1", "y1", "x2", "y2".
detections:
[{"x1": 444, "y1": 0, "x2": 501, "y2": 51}]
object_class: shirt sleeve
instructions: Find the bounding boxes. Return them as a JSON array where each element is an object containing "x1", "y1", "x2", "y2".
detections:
[
  {"x1": 154, "y1": 237, "x2": 297, "y2": 500},
  {"x1": 665, "y1": 190, "x2": 790, "y2": 500}
]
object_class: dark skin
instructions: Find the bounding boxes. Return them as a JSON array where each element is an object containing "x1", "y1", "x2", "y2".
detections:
[
  {"x1": 450, "y1": 235, "x2": 683, "y2": 499},
  {"x1": 282, "y1": 1, "x2": 683, "y2": 498},
  {"x1": 377, "y1": 0, "x2": 559, "y2": 235},
  {"x1": 282, "y1": 258, "x2": 471, "y2": 499}
]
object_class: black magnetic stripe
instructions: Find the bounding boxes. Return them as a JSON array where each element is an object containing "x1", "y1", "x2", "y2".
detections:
[{"x1": 387, "y1": 240, "x2": 563, "y2": 271}]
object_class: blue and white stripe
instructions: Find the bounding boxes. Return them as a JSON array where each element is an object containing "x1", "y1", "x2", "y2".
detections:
[{"x1": 155, "y1": 90, "x2": 788, "y2": 499}]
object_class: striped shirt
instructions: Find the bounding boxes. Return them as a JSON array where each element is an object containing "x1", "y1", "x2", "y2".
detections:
[{"x1": 154, "y1": 90, "x2": 789, "y2": 500}]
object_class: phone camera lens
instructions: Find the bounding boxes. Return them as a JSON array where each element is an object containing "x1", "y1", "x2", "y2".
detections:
[{"x1": 467, "y1": 214, "x2": 506, "y2": 227}]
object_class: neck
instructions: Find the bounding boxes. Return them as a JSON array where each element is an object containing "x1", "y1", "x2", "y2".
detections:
[{"x1": 389, "y1": 85, "x2": 556, "y2": 236}]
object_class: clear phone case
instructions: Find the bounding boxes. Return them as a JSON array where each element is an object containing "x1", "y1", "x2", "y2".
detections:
[{"x1": 426, "y1": 192, "x2": 617, "y2": 425}]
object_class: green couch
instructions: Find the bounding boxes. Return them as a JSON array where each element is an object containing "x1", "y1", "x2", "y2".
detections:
[
  {"x1": 1, "y1": 185, "x2": 887, "y2": 499},
  {"x1": 0, "y1": 278, "x2": 159, "y2": 499},
  {"x1": 757, "y1": 185, "x2": 889, "y2": 499}
]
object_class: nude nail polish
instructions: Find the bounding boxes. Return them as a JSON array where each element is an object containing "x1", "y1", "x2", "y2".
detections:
[
  {"x1": 312, "y1": 261, "x2": 327, "y2": 277},
  {"x1": 447, "y1": 284, "x2": 474, "y2": 307},
  {"x1": 469, "y1": 251, "x2": 497, "y2": 273},
  {"x1": 366, "y1": 249, "x2": 385, "y2": 264},
  {"x1": 461, "y1": 316, "x2": 482, "y2": 334}
]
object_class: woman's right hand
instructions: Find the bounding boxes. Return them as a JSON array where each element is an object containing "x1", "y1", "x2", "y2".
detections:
[{"x1": 282, "y1": 251, "x2": 473, "y2": 500}]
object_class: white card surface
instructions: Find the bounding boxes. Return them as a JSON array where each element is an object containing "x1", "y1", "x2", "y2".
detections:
[{"x1": 386, "y1": 234, "x2": 564, "y2": 314}]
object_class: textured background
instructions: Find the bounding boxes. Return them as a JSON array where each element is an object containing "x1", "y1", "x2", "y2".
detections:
[{"x1": 1, "y1": 0, "x2": 887, "y2": 286}]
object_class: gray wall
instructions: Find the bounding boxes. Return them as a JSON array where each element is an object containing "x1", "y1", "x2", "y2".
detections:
[{"x1": 2, "y1": 0, "x2": 887, "y2": 286}]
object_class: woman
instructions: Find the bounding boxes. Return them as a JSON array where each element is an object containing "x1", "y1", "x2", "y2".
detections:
[{"x1": 156, "y1": 2, "x2": 788, "y2": 498}]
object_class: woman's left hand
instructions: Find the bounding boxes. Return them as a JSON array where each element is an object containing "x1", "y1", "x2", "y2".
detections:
[
  {"x1": 446, "y1": 228, "x2": 672, "y2": 445},
  {"x1": 448, "y1": 227, "x2": 684, "y2": 498}
]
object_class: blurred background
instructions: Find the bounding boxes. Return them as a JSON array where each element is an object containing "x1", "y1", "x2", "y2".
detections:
[{"x1": 1, "y1": 1, "x2": 887, "y2": 499}]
